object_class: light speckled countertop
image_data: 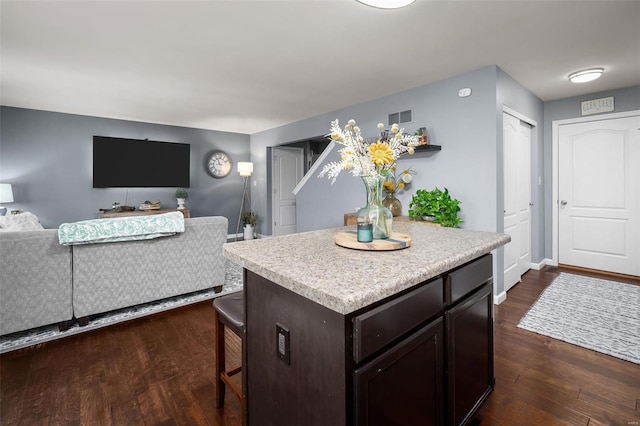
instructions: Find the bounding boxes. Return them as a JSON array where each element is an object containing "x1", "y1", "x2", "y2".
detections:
[{"x1": 223, "y1": 222, "x2": 510, "y2": 315}]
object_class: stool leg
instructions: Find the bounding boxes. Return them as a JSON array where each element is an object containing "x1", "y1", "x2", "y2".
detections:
[{"x1": 215, "y1": 310, "x2": 226, "y2": 409}]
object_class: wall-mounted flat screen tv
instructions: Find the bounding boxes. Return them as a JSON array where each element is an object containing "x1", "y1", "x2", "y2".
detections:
[{"x1": 93, "y1": 136, "x2": 190, "y2": 188}]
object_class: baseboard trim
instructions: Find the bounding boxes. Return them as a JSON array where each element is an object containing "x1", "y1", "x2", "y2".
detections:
[
  {"x1": 530, "y1": 258, "x2": 553, "y2": 270},
  {"x1": 494, "y1": 291, "x2": 507, "y2": 305}
]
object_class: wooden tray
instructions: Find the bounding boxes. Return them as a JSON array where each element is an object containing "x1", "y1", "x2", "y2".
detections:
[{"x1": 334, "y1": 231, "x2": 411, "y2": 251}]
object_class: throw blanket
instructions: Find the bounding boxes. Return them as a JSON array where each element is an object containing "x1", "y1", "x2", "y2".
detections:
[{"x1": 58, "y1": 212, "x2": 185, "y2": 246}]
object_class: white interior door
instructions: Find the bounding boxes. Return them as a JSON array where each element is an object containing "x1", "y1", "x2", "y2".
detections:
[
  {"x1": 273, "y1": 147, "x2": 304, "y2": 236},
  {"x1": 558, "y1": 115, "x2": 640, "y2": 276},
  {"x1": 503, "y1": 112, "x2": 532, "y2": 292}
]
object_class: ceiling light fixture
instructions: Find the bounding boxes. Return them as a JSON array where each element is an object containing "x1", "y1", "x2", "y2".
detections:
[
  {"x1": 356, "y1": 0, "x2": 416, "y2": 9},
  {"x1": 568, "y1": 68, "x2": 604, "y2": 83}
]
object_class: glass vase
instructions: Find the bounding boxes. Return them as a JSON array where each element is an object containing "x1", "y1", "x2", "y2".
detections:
[
  {"x1": 357, "y1": 176, "x2": 393, "y2": 239},
  {"x1": 382, "y1": 192, "x2": 402, "y2": 217}
]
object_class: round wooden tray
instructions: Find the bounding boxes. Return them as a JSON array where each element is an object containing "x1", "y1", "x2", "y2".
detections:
[{"x1": 334, "y1": 231, "x2": 411, "y2": 251}]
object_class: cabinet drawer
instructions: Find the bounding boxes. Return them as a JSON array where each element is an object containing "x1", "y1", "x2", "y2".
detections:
[
  {"x1": 353, "y1": 278, "x2": 443, "y2": 363},
  {"x1": 445, "y1": 254, "x2": 492, "y2": 306}
]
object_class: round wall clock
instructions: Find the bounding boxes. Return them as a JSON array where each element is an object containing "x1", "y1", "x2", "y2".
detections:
[{"x1": 206, "y1": 151, "x2": 233, "y2": 178}]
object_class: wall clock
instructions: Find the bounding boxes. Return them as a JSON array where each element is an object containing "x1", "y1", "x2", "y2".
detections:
[{"x1": 206, "y1": 151, "x2": 233, "y2": 178}]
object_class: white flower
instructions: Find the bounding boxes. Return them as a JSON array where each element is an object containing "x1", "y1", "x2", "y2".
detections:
[
  {"x1": 401, "y1": 173, "x2": 412, "y2": 183},
  {"x1": 318, "y1": 118, "x2": 418, "y2": 185},
  {"x1": 407, "y1": 146, "x2": 415, "y2": 155}
]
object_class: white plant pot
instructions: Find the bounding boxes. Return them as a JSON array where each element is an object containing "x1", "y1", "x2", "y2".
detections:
[
  {"x1": 243, "y1": 224, "x2": 255, "y2": 240},
  {"x1": 176, "y1": 198, "x2": 186, "y2": 210}
]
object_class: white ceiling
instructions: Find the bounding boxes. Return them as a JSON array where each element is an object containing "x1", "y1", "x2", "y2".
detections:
[{"x1": 1, "y1": 0, "x2": 639, "y2": 135}]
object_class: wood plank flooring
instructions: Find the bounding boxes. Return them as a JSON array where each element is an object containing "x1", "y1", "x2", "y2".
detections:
[
  {"x1": 1, "y1": 267, "x2": 639, "y2": 425},
  {"x1": 475, "y1": 267, "x2": 640, "y2": 426}
]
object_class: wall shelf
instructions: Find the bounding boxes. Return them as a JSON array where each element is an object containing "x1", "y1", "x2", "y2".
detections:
[{"x1": 415, "y1": 144, "x2": 441, "y2": 152}]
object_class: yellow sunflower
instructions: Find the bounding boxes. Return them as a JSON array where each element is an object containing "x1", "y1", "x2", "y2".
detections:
[{"x1": 368, "y1": 142, "x2": 394, "y2": 167}]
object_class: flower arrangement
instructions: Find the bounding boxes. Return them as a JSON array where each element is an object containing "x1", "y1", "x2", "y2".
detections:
[
  {"x1": 383, "y1": 166, "x2": 416, "y2": 194},
  {"x1": 318, "y1": 119, "x2": 418, "y2": 184},
  {"x1": 318, "y1": 119, "x2": 418, "y2": 239}
]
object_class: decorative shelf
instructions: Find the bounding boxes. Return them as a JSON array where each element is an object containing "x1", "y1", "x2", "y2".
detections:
[{"x1": 414, "y1": 144, "x2": 441, "y2": 152}]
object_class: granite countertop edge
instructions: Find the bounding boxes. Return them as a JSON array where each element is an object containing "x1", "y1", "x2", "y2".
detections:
[{"x1": 223, "y1": 228, "x2": 509, "y2": 315}]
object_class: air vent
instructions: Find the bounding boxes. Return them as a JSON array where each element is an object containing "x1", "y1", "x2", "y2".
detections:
[{"x1": 388, "y1": 109, "x2": 413, "y2": 126}]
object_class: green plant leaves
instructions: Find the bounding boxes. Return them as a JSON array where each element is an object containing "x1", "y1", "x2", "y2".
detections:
[{"x1": 408, "y1": 187, "x2": 463, "y2": 228}]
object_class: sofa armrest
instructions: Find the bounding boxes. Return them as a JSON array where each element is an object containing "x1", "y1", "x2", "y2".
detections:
[{"x1": 0, "y1": 230, "x2": 73, "y2": 335}]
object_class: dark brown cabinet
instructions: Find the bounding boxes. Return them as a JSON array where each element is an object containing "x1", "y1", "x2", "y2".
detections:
[
  {"x1": 354, "y1": 318, "x2": 444, "y2": 425},
  {"x1": 444, "y1": 253, "x2": 494, "y2": 426},
  {"x1": 446, "y1": 282, "x2": 493, "y2": 426},
  {"x1": 244, "y1": 254, "x2": 494, "y2": 426}
]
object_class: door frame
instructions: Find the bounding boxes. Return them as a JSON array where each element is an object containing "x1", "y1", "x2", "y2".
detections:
[{"x1": 551, "y1": 110, "x2": 640, "y2": 267}]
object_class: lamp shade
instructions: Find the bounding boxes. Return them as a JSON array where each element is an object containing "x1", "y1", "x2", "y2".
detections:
[
  {"x1": 238, "y1": 162, "x2": 254, "y2": 177},
  {"x1": 0, "y1": 183, "x2": 14, "y2": 203}
]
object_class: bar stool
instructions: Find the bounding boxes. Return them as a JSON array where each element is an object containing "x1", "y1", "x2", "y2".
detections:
[{"x1": 213, "y1": 291, "x2": 245, "y2": 418}]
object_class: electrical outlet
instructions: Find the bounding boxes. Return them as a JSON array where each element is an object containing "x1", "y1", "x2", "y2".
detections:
[{"x1": 276, "y1": 323, "x2": 290, "y2": 365}]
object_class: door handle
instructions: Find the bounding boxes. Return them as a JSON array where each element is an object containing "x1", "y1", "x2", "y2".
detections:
[{"x1": 560, "y1": 200, "x2": 568, "y2": 205}]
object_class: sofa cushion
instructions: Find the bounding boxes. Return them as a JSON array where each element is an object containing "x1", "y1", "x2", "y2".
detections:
[{"x1": 0, "y1": 212, "x2": 44, "y2": 231}]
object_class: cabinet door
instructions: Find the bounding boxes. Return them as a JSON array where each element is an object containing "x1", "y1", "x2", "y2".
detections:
[
  {"x1": 445, "y1": 282, "x2": 494, "y2": 426},
  {"x1": 354, "y1": 317, "x2": 444, "y2": 426}
]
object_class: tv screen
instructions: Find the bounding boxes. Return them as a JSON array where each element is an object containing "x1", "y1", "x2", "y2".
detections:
[{"x1": 93, "y1": 136, "x2": 190, "y2": 188}]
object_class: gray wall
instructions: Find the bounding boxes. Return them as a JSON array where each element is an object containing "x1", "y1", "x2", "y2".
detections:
[
  {"x1": 542, "y1": 86, "x2": 640, "y2": 259},
  {"x1": 0, "y1": 107, "x2": 251, "y2": 232},
  {"x1": 253, "y1": 66, "x2": 501, "y2": 234}
]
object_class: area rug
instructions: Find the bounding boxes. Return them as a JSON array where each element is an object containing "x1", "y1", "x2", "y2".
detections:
[
  {"x1": 518, "y1": 273, "x2": 639, "y2": 364},
  {"x1": 0, "y1": 259, "x2": 243, "y2": 354}
]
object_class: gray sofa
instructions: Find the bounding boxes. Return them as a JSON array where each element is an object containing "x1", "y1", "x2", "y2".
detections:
[{"x1": 0, "y1": 216, "x2": 228, "y2": 335}]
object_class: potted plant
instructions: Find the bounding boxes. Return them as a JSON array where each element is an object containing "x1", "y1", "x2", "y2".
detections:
[
  {"x1": 241, "y1": 211, "x2": 257, "y2": 240},
  {"x1": 408, "y1": 187, "x2": 463, "y2": 228},
  {"x1": 413, "y1": 127, "x2": 428, "y2": 145},
  {"x1": 174, "y1": 188, "x2": 188, "y2": 210}
]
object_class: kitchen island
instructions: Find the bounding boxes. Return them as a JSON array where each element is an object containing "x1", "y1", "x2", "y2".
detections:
[{"x1": 223, "y1": 221, "x2": 510, "y2": 426}]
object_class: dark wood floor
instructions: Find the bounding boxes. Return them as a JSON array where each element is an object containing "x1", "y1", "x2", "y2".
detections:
[{"x1": 1, "y1": 267, "x2": 639, "y2": 425}]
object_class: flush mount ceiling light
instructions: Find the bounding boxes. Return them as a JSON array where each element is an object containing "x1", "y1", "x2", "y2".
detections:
[
  {"x1": 356, "y1": 0, "x2": 416, "y2": 9},
  {"x1": 568, "y1": 68, "x2": 604, "y2": 83}
]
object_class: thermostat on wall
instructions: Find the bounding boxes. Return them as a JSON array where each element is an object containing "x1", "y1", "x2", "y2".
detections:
[{"x1": 458, "y1": 88, "x2": 472, "y2": 98}]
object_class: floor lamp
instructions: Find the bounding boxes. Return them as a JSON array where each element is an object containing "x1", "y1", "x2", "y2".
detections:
[{"x1": 235, "y1": 162, "x2": 253, "y2": 241}]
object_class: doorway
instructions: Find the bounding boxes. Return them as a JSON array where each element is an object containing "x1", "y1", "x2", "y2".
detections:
[
  {"x1": 553, "y1": 112, "x2": 640, "y2": 276},
  {"x1": 272, "y1": 147, "x2": 304, "y2": 236}
]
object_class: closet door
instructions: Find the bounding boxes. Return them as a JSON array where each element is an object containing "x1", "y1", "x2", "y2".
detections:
[{"x1": 503, "y1": 112, "x2": 532, "y2": 291}]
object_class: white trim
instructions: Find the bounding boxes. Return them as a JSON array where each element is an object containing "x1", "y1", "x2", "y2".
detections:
[
  {"x1": 494, "y1": 291, "x2": 507, "y2": 305},
  {"x1": 530, "y1": 258, "x2": 552, "y2": 270},
  {"x1": 292, "y1": 141, "x2": 335, "y2": 195},
  {"x1": 503, "y1": 105, "x2": 538, "y2": 127},
  {"x1": 551, "y1": 110, "x2": 640, "y2": 267}
]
